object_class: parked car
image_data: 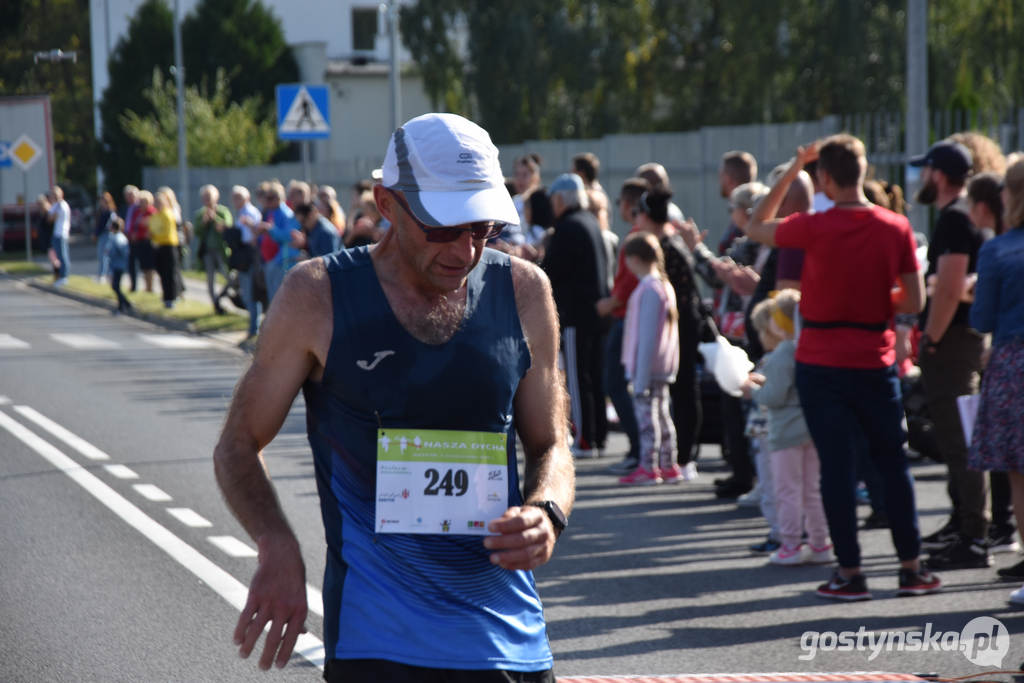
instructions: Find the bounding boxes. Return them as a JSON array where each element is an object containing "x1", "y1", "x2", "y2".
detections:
[{"x1": 1, "y1": 204, "x2": 48, "y2": 253}]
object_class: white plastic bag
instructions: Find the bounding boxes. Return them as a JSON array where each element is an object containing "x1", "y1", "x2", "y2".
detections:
[
  {"x1": 698, "y1": 335, "x2": 754, "y2": 398},
  {"x1": 957, "y1": 394, "x2": 980, "y2": 447}
]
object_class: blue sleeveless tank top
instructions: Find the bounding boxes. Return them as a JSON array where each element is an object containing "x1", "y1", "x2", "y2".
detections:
[{"x1": 302, "y1": 246, "x2": 552, "y2": 670}]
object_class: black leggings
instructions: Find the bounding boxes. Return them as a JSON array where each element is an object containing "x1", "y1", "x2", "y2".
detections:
[{"x1": 154, "y1": 245, "x2": 179, "y2": 303}]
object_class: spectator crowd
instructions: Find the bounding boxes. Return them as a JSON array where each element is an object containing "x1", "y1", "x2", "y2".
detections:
[{"x1": 43, "y1": 125, "x2": 1024, "y2": 606}]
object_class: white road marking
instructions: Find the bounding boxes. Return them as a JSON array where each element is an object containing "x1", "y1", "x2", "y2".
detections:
[
  {"x1": 306, "y1": 584, "x2": 324, "y2": 617},
  {"x1": 133, "y1": 484, "x2": 172, "y2": 502},
  {"x1": 0, "y1": 410, "x2": 325, "y2": 670},
  {"x1": 103, "y1": 464, "x2": 139, "y2": 479},
  {"x1": 0, "y1": 395, "x2": 11, "y2": 405},
  {"x1": 167, "y1": 507, "x2": 213, "y2": 528},
  {"x1": 138, "y1": 334, "x2": 214, "y2": 349},
  {"x1": 13, "y1": 405, "x2": 111, "y2": 461},
  {"x1": 0, "y1": 334, "x2": 30, "y2": 349},
  {"x1": 208, "y1": 536, "x2": 258, "y2": 558},
  {"x1": 50, "y1": 333, "x2": 121, "y2": 350}
]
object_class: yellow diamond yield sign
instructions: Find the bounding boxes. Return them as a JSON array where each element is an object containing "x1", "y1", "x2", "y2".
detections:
[{"x1": 10, "y1": 134, "x2": 41, "y2": 171}]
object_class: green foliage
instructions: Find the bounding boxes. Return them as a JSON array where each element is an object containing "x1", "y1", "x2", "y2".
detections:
[
  {"x1": 0, "y1": 0, "x2": 96, "y2": 195},
  {"x1": 120, "y1": 68, "x2": 282, "y2": 167},
  {"x1": 99, "y1": 0, "x2": 174, "y2": 194},
  {"x1": 400, "y1": 0, "x2": 1021, "y2": 143},
  {"x1": 99, "y1": 0, "x2": 298, "y2": 192},
  {"x1": 181, "y1": 0, "x2": 299, "y2": 120}
]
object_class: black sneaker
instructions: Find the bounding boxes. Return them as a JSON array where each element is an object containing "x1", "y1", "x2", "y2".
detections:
[
  {"x1": 816, "y1": 571, "x2": 872, "y2": 601},
  {"x1": 921, "y1": 518, "x2": 959, "y2": 551},
  {"x1": 996, "y1": 557, "x2": 1024, "y2": 581},
  {"x1": 898, "y1": 567, "x2": 942, "y2": 596},
  {"x1": 607, "y1": 456, "x2": 639, "y2": 475},
  {"x1": 750, "y1": 536, "x2": 781, "y2": 553},
  {"x1": 860, "y1": 511, "x2": 890, "y2": 530},
  {"x1": 926, "y1": 536, "x2": 993, "y2": 570},
  {"x1": 987, "y1": 523, "x2": 1021, "y2": 554},
  {"x1": 715, "y1": 480, "x2": 753, "y2": 499}
]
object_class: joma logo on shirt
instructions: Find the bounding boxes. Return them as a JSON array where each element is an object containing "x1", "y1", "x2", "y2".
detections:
[{"x1": 356, "y1": 350, "x2": 395, "y2": 370}]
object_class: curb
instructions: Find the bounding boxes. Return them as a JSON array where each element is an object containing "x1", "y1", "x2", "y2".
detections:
[{"x1": 1, "y1": 270, "x2": 248, "y2": 347}]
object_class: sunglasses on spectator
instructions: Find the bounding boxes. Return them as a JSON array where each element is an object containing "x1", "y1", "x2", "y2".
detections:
[{"x1": 388, "y1": 189, "x2": 506, "y2": 243}]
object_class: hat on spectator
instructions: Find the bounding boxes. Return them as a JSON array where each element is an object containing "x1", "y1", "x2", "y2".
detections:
[
  {"x1": 548, "y1": 173, "x2": 586, "y2": 195},
  {"x1": 909, "y1": 141, "x2": 973, "y2": 180},
  {"x1": 381, "y1": 113, "x2": 518, "y2": 227}
]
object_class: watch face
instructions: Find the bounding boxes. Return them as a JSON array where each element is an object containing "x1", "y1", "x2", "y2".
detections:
[{"x1": 545, "y1": 501, "x2": 567, "y2": 529}]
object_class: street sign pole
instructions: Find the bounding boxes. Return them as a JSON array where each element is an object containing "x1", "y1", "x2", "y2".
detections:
[
  {"x1": 23, "y1": 170, "x2": 31, "y2": 262},
  {"x1": 302, "y1": 140, "x2": 311, "y2": 183},
  {"x1": 9, "y1": 133, "x2": 43, "y2": 261},
  {"x1": 276, "y1": 84, "x2": 331, "y2": 172}
]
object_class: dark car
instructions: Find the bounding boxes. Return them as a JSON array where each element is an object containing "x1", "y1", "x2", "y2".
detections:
[{"x1": 1, "y1": 204, "x2": 49, "y2": 253}]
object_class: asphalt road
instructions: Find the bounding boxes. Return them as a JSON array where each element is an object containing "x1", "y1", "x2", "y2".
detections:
[{"x1": 2, "y1": 273, "x2": 1023, "y2": 682}]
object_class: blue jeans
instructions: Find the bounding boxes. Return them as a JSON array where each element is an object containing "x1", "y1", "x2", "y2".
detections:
[
  {"x1": 264, "y1": 260, "x2": 284, "y2": 304},
  {"x1": 795, "y1": 362, "x2": 920, "y2": 568},
  {"x1": 238, "y1": 269, "x2": 262, "y2": 337},
  {"x1": 96, "y1": 232, "x2": 110, "y2": 279},
  {"x1": 51, "y1": 236, "x2": 69, "y2": 278},
  {"x1": 604, "y1": 318, "x2": 639, "y2": 459}
]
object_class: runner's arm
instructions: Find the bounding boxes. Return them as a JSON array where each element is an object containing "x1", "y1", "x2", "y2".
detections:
[
  {"x1": 213, "y1": 260, "x2": 331, "y2": 670},
  {"x1": 485, "y1": 258, "x2": 575, "y2": 571}
]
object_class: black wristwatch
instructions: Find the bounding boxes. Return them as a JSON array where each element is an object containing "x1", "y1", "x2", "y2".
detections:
[{"x1": 526, "y1": 500, "x2": 567, "y2": 538}]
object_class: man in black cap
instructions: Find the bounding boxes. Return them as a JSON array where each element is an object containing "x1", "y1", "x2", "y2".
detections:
[{"x1": 910, "y1": 140, "x2": 991, "y2": 570}]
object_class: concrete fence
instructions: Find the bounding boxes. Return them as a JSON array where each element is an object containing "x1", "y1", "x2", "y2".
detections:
[{"x1": 145, "y1": 109, "x2": 1024, "y2": 244}]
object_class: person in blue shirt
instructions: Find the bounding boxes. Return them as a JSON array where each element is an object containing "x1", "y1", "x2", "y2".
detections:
[
  {"x1": 293, "y1": 202, "x2": 341, "y2": 258},
  {"x1": 255, "y1": 181, "x2": 301, "y2": 303},
  {"x1": 103, "y1": 214, "x2": 133, "y2": 314},
  {"x1": 213, "y1": 113, "x2": 574, "y2": 680},
  {"x1": 968, "y1": 153, "x2": 1024, "y2": 605}
]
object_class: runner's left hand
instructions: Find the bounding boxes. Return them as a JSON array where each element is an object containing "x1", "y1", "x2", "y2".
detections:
[{"x1": 484, "y1": 506, "x2": 556, "y2": 571}]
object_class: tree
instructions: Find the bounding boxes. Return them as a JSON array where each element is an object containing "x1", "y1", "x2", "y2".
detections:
[
  {"x1": 400, "y1": 1, "x2": 655, "y2": 144},
  {"x1": 98, "y1": 0, "x2": 174, "y2": 194},
  {"x1": 99, "y1": 0, "x2": 298, "y2": 193},
  {"x1": 120, "y1": 68, "x2": 282, "y2": 167},
  {"x1": 181, "y1": 0, "x2": 298, "y2": 122},
  {"x1": 0, "y1": 0, "x2": 96, "y2": 195},
  {"x1": 400, "y1": 0, "x2": 1022, "y2": 146}
]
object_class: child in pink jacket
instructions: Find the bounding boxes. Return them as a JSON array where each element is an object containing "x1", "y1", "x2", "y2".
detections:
[{"x1": 619, "y1": 232, "x2": 681, "y2": 485}]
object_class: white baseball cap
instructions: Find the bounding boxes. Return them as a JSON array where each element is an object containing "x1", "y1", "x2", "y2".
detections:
[{"x1": 381, "y1": 113, "x2": 519, "y2": 227}]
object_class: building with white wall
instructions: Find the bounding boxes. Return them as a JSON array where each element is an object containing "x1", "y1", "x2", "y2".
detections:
[{"x1": 89, "y1": 0, "x2": 432, "y2": 172}]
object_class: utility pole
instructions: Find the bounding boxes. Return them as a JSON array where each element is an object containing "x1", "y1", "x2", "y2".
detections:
[
  {"x1": 906, "y1": 0, "x2": 928, "y2": 233},
  {"x1": 380, "y1": 2, "x2": 402, "y2": 133},
  {"x1": 173, "y1": 0, "x2": 189, "y2": 237}
]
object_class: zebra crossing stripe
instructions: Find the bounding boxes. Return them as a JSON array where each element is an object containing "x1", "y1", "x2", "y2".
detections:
[
  {"x1": 0, "y1": 334, "x2": 30, "y2": 349},
  {"x1": 50, "y1": 333, "x2": 121, "y2": 349}
]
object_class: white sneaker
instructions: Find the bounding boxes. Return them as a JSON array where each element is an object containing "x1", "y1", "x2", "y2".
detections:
[
  {"x1": 770, "y1": 544, "x2": 807, "y2": 565},
  {"x1": 807, "y1": 543, "x2": 835, "y2": 564},
  {"x1": 737, "y1": 483, "x2": 762, "y2": 508},
  {"x1": 681, "y1": 462, "x2": 699, "y2": 481},
  {"x1": 1010, "y1": 585, "x2": 1024, "y2": 605}
]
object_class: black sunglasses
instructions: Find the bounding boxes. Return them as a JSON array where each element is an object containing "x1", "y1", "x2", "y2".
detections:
[{"x1": 389, "y1": 190, "x2": 506, "y2": 243}]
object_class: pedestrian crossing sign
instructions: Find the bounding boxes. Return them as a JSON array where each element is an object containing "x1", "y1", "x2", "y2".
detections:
[
  {"x1": 276, "y1": 84, "x2": 330, "y2": 140},
  {"x1": 0, "y1": 140, "x2": 10, "y2": 168}
]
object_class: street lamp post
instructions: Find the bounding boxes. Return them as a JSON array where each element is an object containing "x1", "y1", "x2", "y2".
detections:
[
  {"x1": 173, "y1": 0, "x2": 189, "y2": 253},
  {"x1": 379, "y1": 2, "x2": 402, "y2": 133}
]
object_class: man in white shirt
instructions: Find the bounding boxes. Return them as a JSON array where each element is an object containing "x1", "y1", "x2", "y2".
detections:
[
  {"x1": 46, "y1": 185, "x2": 72, "y2": 285},
  {"x1": 230, "y1": 185, "x2": 264, "y2": 340}
]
